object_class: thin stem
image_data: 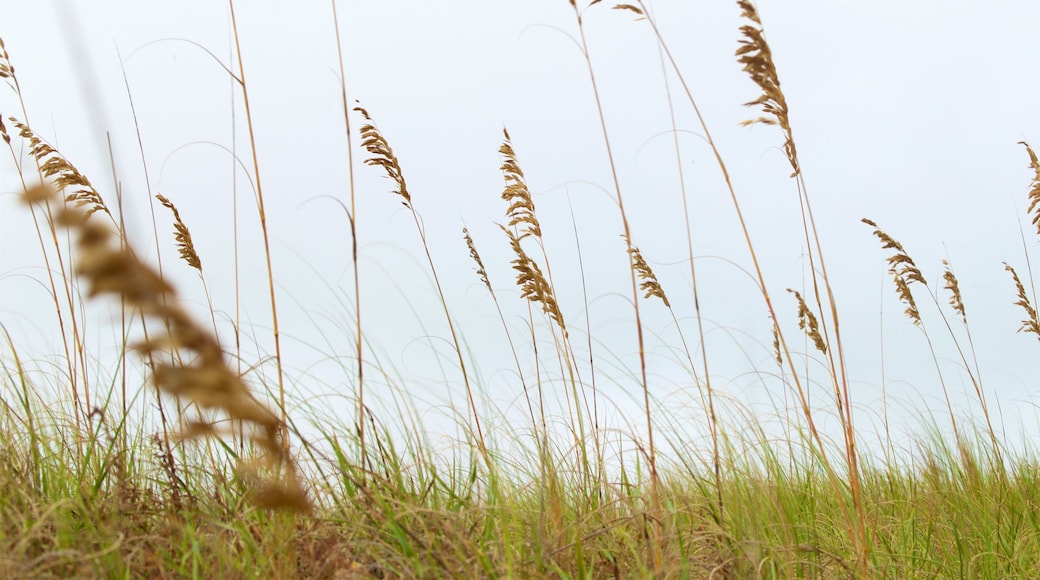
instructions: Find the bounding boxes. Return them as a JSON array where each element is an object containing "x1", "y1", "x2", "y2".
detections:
[
  {"x1": 329, "y1": 0, "x2": 367, "y2": 474},
  {"x1": 229, "y1": 0, "x2": 288, "y2": 446},
  {"x1": 570, "y1": 5, "x2": 658, "y2": 520}
]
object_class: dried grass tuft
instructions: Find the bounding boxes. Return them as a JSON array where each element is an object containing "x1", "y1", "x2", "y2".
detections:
[
  {"x1": 626, "y1": 239, "x2": 669, "y2": 307},
  {"x1": 862, "y1": 218, "x2": 925, "y2": 325},
  {"x1": 771, "y1": 322, "x2": 782, "y2": 366},
  {"x1": 0, "y1": 38, "x2": 12, "y2": 80},
  {"x1": 736, "y1": 0, "x2": 798, "y2": 178},
  {"x1": 499, "y1": 129, "x2": 542, "y2": 241},
  {"x1": 496, "y1": 130, "x2": 567, "y2": 335},
  {"x1": 156, "y1": 194, "x2": 202, "y2": 272},
  {"x1": 11, "y1": 118, "x2": 110, "y2": 220},
  {"x1": 788, "y1": 289, "x2": 826, "y2": 354},
  {"x1": 21, "y1": 183, "x2": 310, "y2": 513},
  {"x1": 1021, "y1": 141, "x2": 1040, "y2": 236},
  {"x1": 612, "y1": 4, "x2": 645, "y2": 17},
  {"x1": 501, "y1": 225, "x2": 566, "y2": 335},
  {"x1": 941, "y1": 259, "x2": 966, "y2": 324},
  {"x1": 1005, "y1": 262, "x2": 1040, "y2": 339},
  {"x1": 354, "y1": 104, "x2": 410, "y2": 208},
  {"x1": 463, "y1": 227, "x2": 490, "y2": 291}
]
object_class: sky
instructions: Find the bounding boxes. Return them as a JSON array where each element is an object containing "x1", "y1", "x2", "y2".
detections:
[{"x1": 2, "y1": 1, "x2": 1040, "y2": 463}]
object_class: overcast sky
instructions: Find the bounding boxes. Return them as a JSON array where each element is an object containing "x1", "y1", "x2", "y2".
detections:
[{"x1": 3, "y1": 1, "x2": 1040, "y2": 459}]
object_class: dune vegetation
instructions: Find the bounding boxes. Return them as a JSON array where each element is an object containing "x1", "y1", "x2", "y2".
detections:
[{"x1": 1, "y1": 1, "x2": 1039, "y2": 578}]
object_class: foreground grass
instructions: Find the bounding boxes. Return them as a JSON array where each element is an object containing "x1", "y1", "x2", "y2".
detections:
[
  {"x1": 1, "y1": 417, "x2": 1039, "y2": 577},
  {"x1": 3, "y1": 1, "x2": 1040, "y2": 577}
]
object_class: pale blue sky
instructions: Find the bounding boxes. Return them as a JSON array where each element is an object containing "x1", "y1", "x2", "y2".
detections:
[{"x1": 2, "y1": 1, "x2": 1040, "y2": 459}]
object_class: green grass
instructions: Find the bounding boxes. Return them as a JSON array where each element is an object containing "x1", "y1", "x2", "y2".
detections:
[{"x1": 2, "y1": 2, "x2": 1040, "y2": 577}]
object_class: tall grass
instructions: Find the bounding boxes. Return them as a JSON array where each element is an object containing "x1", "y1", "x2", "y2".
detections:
[{"x1": 0, "y1": 2, "x2": 1039, "y2": 577}]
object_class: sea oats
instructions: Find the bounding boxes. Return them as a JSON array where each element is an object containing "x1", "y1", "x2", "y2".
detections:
[
  {"x1": 463, "y1": 228, "x2": 490, "y2": 291},
  {"x1": 788, "y1": 289, "x2": 826, "y2": 354},
  {"x1": 21, "y1": 183, "x2": 310, "y2": 513},
  {"x1": 497, "y1": 130, "x2": 567, "y2": 336},
  {"x1": 499, "y1": 129, "x2": 542, "y2": 241},
  {"x1": 354, "y1": 104, "x2": 410, "y2": 208},
  {"x1": 736, "y1": 0, "x2": 798, "y2": 178},
  {"x1": 942, "y1": 259, "x2": 966, "y2": 324},
  {"x1": 501, "y1": 225, "x2": 565, "y2": 334},
  {"x1": 1021, "y1": 141, "x2": 1040, "y2": 237},
  {"x1": 626, "y1": 238, "x2": 669, "y2": 307},
  {"x1": 0, "y1": 38, "x2": 11, "y2": 79},
  {"x1": 156, "y1": 194, "x2": 202, "y2": 272},
  {"x1": 771, "y1": 323, "x2": 782, "y2": 366},
  {"x1": 11, "y1": 118, "x2": 110, "y2": 220},
  {"x1": 21, "y1": 182, "x2": 53, "y2": 204},
  {"x1": 1005, "y1": 262, "x2": 1040, "y2": 339},
  {"x1": 863, "y1": 218, "x2": 925, "y2": 325},
  {"x1": 612, "y1": 4, "x2": 644, "y2": 17},
  {"x1": 354, "y1": 101, "x2": 488, "y2": 457}
]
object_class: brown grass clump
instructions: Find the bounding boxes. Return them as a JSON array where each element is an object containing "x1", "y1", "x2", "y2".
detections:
[
  {"x1": 156, "y1": 194, "x2": 202, "y2": 272},
  {"x1": 355, "y1": 104, "x2": 410, "y2": 208},
  {"x1": 736, "y1": 0, "x2": 798, "y2": 178},
  {"x1": 500, "y1": 129, "x2": 542, "y2": 241},
  {"x1": 501, "y1": 226, "x2": 566, "y2": 335},
  {"x1": 20, "y1": 183, "x2": 311, "y2": 513},
  {"x1": 354, "y1": 101, "x2": 489, "y2": 461},
  {"x1": 627, "y1": 239, "x2": 669, "y2": 307},
  {"x1": 463, "y1": 227, "x2": 491, "y2": 291},
  {"x1": 1005, "y1": 262, "x2": 1040, "y2": 339},
  {"x1": 788, "y1": 289, "x2": 826, "y2": 354},
  {"x1": 1005, "y1": 143, "x2": 1040, "y2": 341},
  {"x1": 1021, "y1": 141, "x2": 1040, "y2": 236},
  {"x1": 497, "y1": 129, "x2": 566, "y2": 336},
  {"x1": 942, "y1": 259, "x2": 966, "y2": 324},
  {"x1": 13, "y1": 119, "x2": 111, "y2": 220},
  {"x1": 862, "y1": 218, "x2": 926, "y2": 326}
]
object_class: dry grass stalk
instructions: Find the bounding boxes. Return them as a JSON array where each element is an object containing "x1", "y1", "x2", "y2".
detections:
[
  {"x1": 942, "y1": 259, "x2": 966, "y2": 324},
  {"x1": 0, "y1": 38, "x2": 12, "y2": 80},
  {"x1": 788, "y1": 289, "x2": 826, "y2": 354},
  {"x1": 612, "y1": 4, "x2": 645, "y2": 17},
  {"x1": 1005, "y1": 262, "x2": 1040, "y2": 339},
  {"x1": 354, "y1": 102, "x2": 489, "y2": 460},
  {"x1": 1021, "y1": 141, "x2": 1040, "y2": 236},
  {"x1": 736, "y1": 0, "x2": 798, "y2": 178},
  {"x1": 500, "y1": 130, "x2": 542, "y2": 241},
  {"x1": 463, "y1": 226, "x2": 542, "y2": 429},
  {"x1": 155, "y1": 194, "x2": 202, "y2": 272},
  {"x1": 501, "y1": 225, "x2": 566, "y2": 335},
  {"x1": 354, "y1": 104, "x2": 410, "y2": 208},
  {"x1": 771, "y1": 322, "x2": 782, "y2": 366},
  {"x1": 463, "y1": 228, "x2": 490, "y2": 291},
  {"x1": 862, "y1": 218, "x2": 925, "y2": 325},
  {"x1": 11, "y1": 118, "x2": 110, "y2": 220},
  {"x1": 497, "y1": 130, "x2": 567, "y2": 336},
  {"x1": 21, "y1": 183, "x2": 311, "y2": 513},
  {"x1": 729, "y1": 7, "x2": 861, "y2": 535},
  {"x1": 626, "y1": 239, "x2": 669, "y2": 307}
]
